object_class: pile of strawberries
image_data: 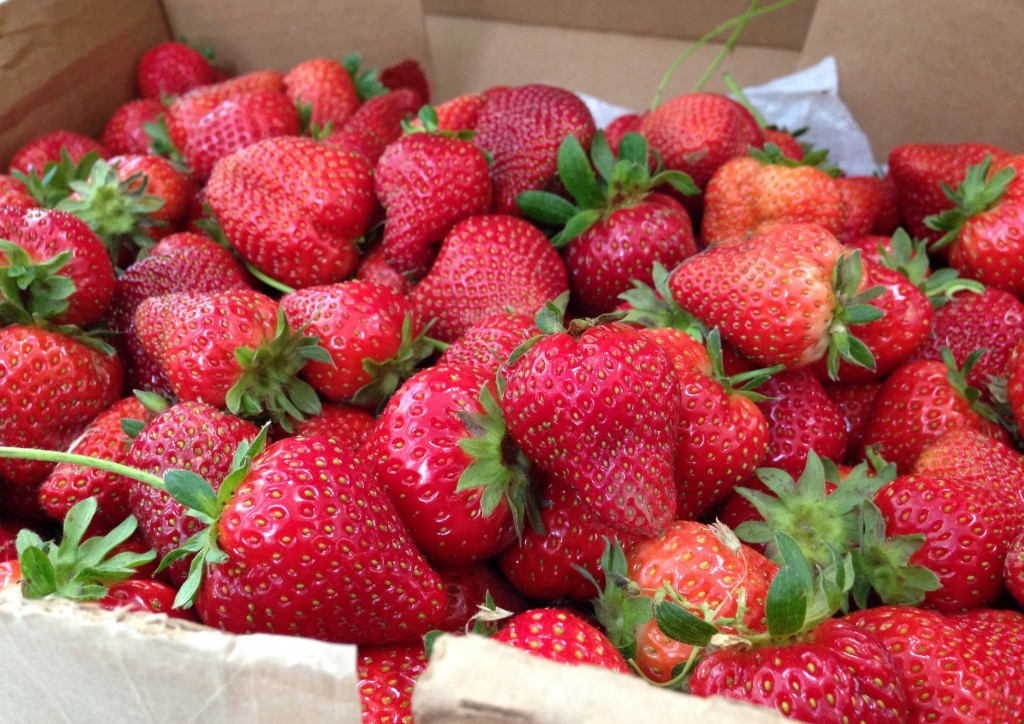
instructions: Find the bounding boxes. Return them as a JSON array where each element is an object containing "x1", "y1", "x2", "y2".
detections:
[{"x1": 2, "y1": 37, "x2": 1024, "y2": 724}]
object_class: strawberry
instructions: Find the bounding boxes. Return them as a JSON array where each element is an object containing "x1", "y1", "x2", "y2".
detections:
[
  {"x1": 834, "y1": 174, "x2": 883, "y2": 242},
  {"x1": 126, "y1": 401, "x2": 258, "y2": 584},
  {"x1": 669, "y1": 223, "x2": 883, "y2": 378},
  {"x1": 888, "y1": 142, "x2": 1008, "y2": 246},
  {"x1": 8, "y1": 131, "x2": 108, "y2": 176},
  {"x1": 409, "y1": 214, "x2": 568, "y2": 343},
  {"x1": 284, "y1": 58, "x2": 361, "y2": 133},
  {"x1": 501, "y1": 318, "x2": 680, "y2": 536},
  {"x1": 518, "y1": 131, "x2": 698, "y2": 316},
  {"x1": 859, "y1": 350, "x2": 1011, "y2": 473},
  {"x1": 761, "y1": 127, "x2": 805, "y2": 161},
  {"x1": 701, "y1": 147, "x2": 844, "y2": 245},
  {"x1": 188, "y1": 435, "x2": 448, "y2": 644},
  {"x1": 283, "y1": 402, "x2": 376, "y2": 450},
  {"x1": 493, "y1": 608, "x2": 630, "y2": 673},
  {"x1": 0, "y1": 521, "x2": 17, "y2": 560},
  {"x1": 436, "y1": 311, "x2": 539, "y2": 376},
  {"x1": 326, "y1": 89, "x2": 422, "y2": 165},
  {"x1": 136, "y1": 41, "x2": 218, "y2": 100},
  {"x1": 366, "y1": 363, "x2": 527, "y2": 564},
  {"x1": 107, "y1": 154, "x2": 194, "y2": 231},
  {"x1": 640, "y1": 93, "x2": 763, "y2": 194},
  {"x1": 497, "y1": 474, "x2": 637, "y2": 602},
  {"x1": 374, "y1": 106, "x2": 493, "y2": 278},
  {"x1": 426, "y1": 93, "x2": 489, "y2": 133},
  {"x1": 38, "y1": 395, "x2": 161, "y2": 533},
  {"x1": 379, "y1": 59, "x2": 431, "y2": 105},
  {"x1": 821, "y1": 379, "x2": 884, "y2": 463},
  {"x1": 473, "y1": 84, "x2": 596, "y2": 216},
  {"x1": 101, "y1": 99, "x2": 167, "y2": 156},
  {"x1": 206, "y1": 135, "x2": 376, "y2": 290},
  {"x1": 353, "y1": 240, "x2": 414, "y2": 297},
  {"x1": 1007, "y1": 532, "x2": 1024, "y2": 608},
  {"x1": 434, "y1": 560, "x2": 529, "y2": 632},
  {"x1": 953, "y1": 608, "x2": 1024, "y2": 715},
  {"x1": 0, "y1": 325, "x2": 122, "y2": 487},
  {"x1": 134, "y1": 288, "x2": 329, "y2": 428},
  {"x1": 0, "y1": 175, "x2": 36, "y2": 209},
  {"x1": 603, "y1": 113, "x2": 644, "y2": 155},
  {"x1": 281, "y1": 280, "x2": 432, "y2": 407},
  {"x1": 357, "y1": 643, "x2": 429, "y2": 723},
  {"x1": 874, "y1": 473, "x2": 1016, "y2": 611},
  {"x1": 0, "y1": 206, "x2": 116, "y2": 328},
  {"x1": 97, "y1": 578, "x2": 197, "y2": 621},
  {"x1": 1006, "y1": 339, "x2": 1024, "y2": 430}
]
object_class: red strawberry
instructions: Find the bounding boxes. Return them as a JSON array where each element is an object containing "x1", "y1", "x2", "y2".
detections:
[
  {"x1": 835, "y1": 174, "x2": 883, "y2": 242},
  {"x1": 874, "y1": 473, "x2": 1016, "y2": 611},
  {"x1": 761, "y1": 127, "x2": 805, "y2": 161},
  {"x1": 284, "y1": 402, "x2": 376, "y2": 450},
  {"x1": 437, "y1": 311, "x2": 539, "y2": 376},
  {"x1": 0, "y1": 175, "x2": 36, "y2": 209},
  {"x1": 374, "y1": 109, "x2": 493, "y2": 278},
  {"x1": 193, "y1": 435, "x2": 448, "y2": 644},
  {"x1": 97, "y1": 578, "x2": 198, "y2": 621},
  {"x1": 284, "y1": 58, "x2": 360, "y2": 132},
  {"x1": 603, "y1": 113, "x2": 644, "y2": 155},
  {"x1": 366, "y1": 363, "x2": 525, "y2": 564},
  {"x1": 100, "y1": 99, "x2": 167, "y2": 156},
  {"x1": 1007, "y1": 532, "x2": 1024, "y2": 608},
  {"x1": 502, "y1": 321, "x2": 680, "y2": 536},
  {"x1": 206, "y1": 135, "x2": 376, "y2": 289},
  {"x1": 137, "y1": 41, "x2": 218, "y2": 100},
  {"x1": 134, "y1": 288, "x2": 327, "y2": 427},
  {"x1": 379, "y1": 59, "x2": 431, "y2": 105},
  {"x1": 434, "y1": 561, "x2": 529, "y2": 632},
  {"x1": 1007, "y1": 339, "x2": 1024, "y2": 430},
  {"x1": 409, "y1": 214, "x2": 568, "y2": 343},
  {"x1": 821, "y1": 379, "x2": 884, "y2": 463},
  {"x1": 0, "y1": 521, "x2": 18, "y2": 560},
  {"x1": 0, "y1": 206, "x2": 116, "y2": 327},
  {"x1": 109, "y1": 154, "x2": 194, "y2": 229},
  {"x1": 473, "y1": 84, "x2": 596, "y2": 215},
  {"x1": 493, "y1": 608, "x2": 630, "y2": 673},
  {"x1": 8, "y1": 131, "x2": 108, "y2": 176},
  {"x1": 357, "y1": 643, "x2": 429, "y2": 723},
  {"x1": 0, "y1": 326, "x2": 122, "y2": 487},
  {"x1": 126, "y1": 401, "x2": 258, "y2": 584},
  {"x1": 353, "y1": 240, "x2": 414, "y2": 297},
  {"x1": 888, "y1": 142, "x2": 1007, "y2": 246},
  {"x1": 427, "y1": 93, "x2": 489, "y2": 132},
  {"x1": 689, "y1": 618, "x2": 908, "y2": 724},
  {"x1": 326, "y1": 89, "x2": 422, "y2": 165}
]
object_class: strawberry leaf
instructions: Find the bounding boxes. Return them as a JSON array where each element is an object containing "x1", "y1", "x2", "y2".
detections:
[
  {"x1": 765, "y1": 531, "x2": 813, "y2": 636},
  {"x1": 164, "y1": 469, "x2": 220, "y2": 522},
  {"x1": 589, "y1": 132, "x2": 617, "y2": 182},
  {"x1": 654, "y1": 599, "x2": 719, "y2": 646},
  {"x1": 557, "y1": 135, "x2": 605, "y2": 210},
  {"x1": 516, "y1": 191, "x2": 579, "y2": 226}
]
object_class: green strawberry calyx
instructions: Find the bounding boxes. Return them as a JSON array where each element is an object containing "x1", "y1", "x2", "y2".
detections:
[
  {"x1": 940, "y1": 346, "x2": 1002, "y2": 426},
  {"x1": 516, "y1": 131, "x2": 698, "y2": 248},
  {"x1": 143, "y1": 113, "x2": 187, "y2": 168},
  {"x1": 400, "y1": 105, "x2": 479, "y2": 145},
  {"x1": 704, "y1": 327, "x2": 784, "y2": 403},
  {"x1": 12, "y1": 149, "x2": 101, "y2": 209},
  {"x1": 0, "y1": 238, "x2": 76, "y2": 321},
  {"x1": 749, "y1": 143, "x2": 841, "y2": 178},
  {"x1": 352, "y1": 313, "x2": 445, "y2": 411},
  {"x1": 925, "y1": 154, "x2": 1017, "y2": 250},
  {"x1": 342, "y1": 52, "x2": 387, "y2": 102},
  {"x1": 15, "y1": 497, "x2": 156, "y2": 602},
  {"x1": 877, "y1": 228, "x2": 984, "y2": 308},
  {"x1": 824, "y1": 249, "x2": 886, "y2": 379},
  {"x1": 618, "y1": 261, "x2": 707, "y2": 338}
]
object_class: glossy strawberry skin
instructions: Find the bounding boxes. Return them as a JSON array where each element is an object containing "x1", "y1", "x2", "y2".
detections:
[
  {"x1": 436, "y1": 312, "x2": 539, "y2": 376},
  {"x1": 473, "y1": 84, "x2": 596, "y2": 216},
  {"x1": 821, "y1": 379, "x2": 884, "y2": 464},
  {"x1": 196, "y1": 436, "x2": 447, "y2": 644},
  {"x1": 366, "y1": 364, "x2": 516, "y2": 565},
  {"x1": 0, "y1": 326, "x2": 123, "y2": 487},
  {"x1": 493, "y1": 608, "x2": 631, "y2": 673},
  {"x1": 327, "y1": 89, "x2": 422, "y2": 166},
  {"x1": 434, "y1": 561, "x2": 529, "y2": 632},
  {"x1": 137, "y1": 41, "x2": 217, "y2": 100},
  {"x1": 98, "y1": 578, "x2": 199, "y2": 621},
  {"x1": 283, "y1": 403, "x2": 376, "y2": 450},
  {"x1": 8, "y1": 131, "x2": 109, "y2": 176},
  {"x1": 110, "y1": 154, "x2": 194, "y2": 228},
  {"x1": 0, "y1": 176, "x2": 36, "y2": 209},
  {"x1": 206, "y1": 135, "x2": 376, "y2": 289},
  {"x1": 0, "y1": 206, "x2": 117, "y2": 328},
  {"x1": 1007, "y1": 532, "x2": 1024, "y2": 609},
  {"x1": 410, "y1": 214, "x2": 568, "y2": 343},
  {"x1": 357, "y1": 643, "x2": 429, "y2": 724},
  {"x1": 284, "y1": 57, "x2": 360, "y2": 130},
  {"x1": 502, "y1": 323, "x2": 680, "y2": 537},
  {"x1": 101, "y1": 99, "x2": 167, "y2": 156}
]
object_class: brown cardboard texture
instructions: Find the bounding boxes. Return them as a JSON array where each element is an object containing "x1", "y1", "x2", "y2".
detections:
[{"x1": 0, "y1": 588, "x2": 361, "y2": 723}]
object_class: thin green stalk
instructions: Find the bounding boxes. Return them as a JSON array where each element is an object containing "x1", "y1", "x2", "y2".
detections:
[
  {"x1": 693, "y1": 0, "x2": 763, "y2": 93},
  {"x1": 650, "y1": 0, "x2": 802, "y2": 111},
  {"x1": 723, "y1": 72, "x2": 768, "y2": 127},
  {"x1": 245, "y1": 261, "x2": 296, "y2": 295},
  {"x1": 0, "y1": 447, "x2": 166, "y2": 491}
]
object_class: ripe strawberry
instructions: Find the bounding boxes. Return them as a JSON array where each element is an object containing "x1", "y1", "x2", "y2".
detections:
[
  {"x1": 108, "y1": 154, "x2": 194, "y2": 230},
  {"x1": 434, "y1": 560, "x2": 529, "y2": 633},
  {"x1": 0, "y1": 175, "x2": 36, "y2": 208},
  {"x1": 367, "y1": 363, "x2": 526, "y2": 564},
  {"x1": 379, "y1": 59, "x2": 431, "y2": 105},
  {"x1": 701, "y1": 148, "x2": 844, "y2": 245},
  {"x1": 284, "y1": 58, "x2": 360, "y2": 132},
  {"x1": 498, "y1": 474, "x2": 637, "y2": 601},
  {"x1": 8, "y1": 131, "x2": 108, "y2": 176},
  {"x1": 97, "y1": 578, "x2": 197, "y2": 621},
  {"x1": 101, "y1": 99, "x2": 167, "y2": 156},
  {"x1": 325, "y1": 89, "x2": 422, "y2": 165},
  {"x1": 357, "y1": 643, "x2": 429, "y2": 723},
  {"x1": 134, "y1": 288, "x2": 328, "y2": 428},
  {"x1": 689, "y1": 618, "x2": 908, "y2": 723},
  {"x1": 283, "y1": 402, "x2": 376, "y2": 450},
  {"x1": 374, "y1": 107, "x2": 493, "y2": 278},
  {"x1": 353, "y1": 240, "x2": 413, "y2": 297},
  {"x1": 835, "y1": 174, "x2": 884, "y2": 242},
  {"x1": 668, "y1": 223, "x2": 883, "y2": 377},
  {"x1": 38, "y1": 395, "x2": 159, "y2": 532},
  {"x1": 0, "y1": 206, "x2": 116, "y2": 327},
  {"x1": 821, "y1": 379, "x2": 884, "y2": 462},
  {"x1": 1006, "y1": 339, "x2": 1024, "y2": 430},
  {"x1": 126, "y1": 401, "x2": 258, "y2": 584},
  {"x1": 0, "y1": 326, "x2": 122, "y2": 487},
  {"x1": 953, "y1": 608, "x2": 1024, "y2": 715},
  {"x1": 206, "y1": 135, "x2": 376, "y2": 289},
  {"x1": 0, "y1": 521, "x2": 19, "y2": 560},
  {"x1": 859, "y1": 350, "x2": 1011, "y2": 473},
  {"x1": 626, "y1": 521, "x2": 778, "y2": 682},
  {"x1": 409, "y1": 214, "x2": 568, "y2": 343},
  {"x1": 191, "y1": 435, "x2": 448, "y2": 644},
  {"x1": 519, "y1": 131, "x2": 698, "y2": 317},
  {"x1": 502, "y1": 320, "x2": 680, "y2": 536},
  {"x1": 473, "y1": 84, "x2": 596, "y2": 215},
  {"x1": 437, "y1": 311, "x2": 539, "y2": 376},
  {"x1": 761, "y1": 127, "x2": 805, "y2": 161},
  {"x1": 427, "y1": 93, "x2": 489, "y2": 132},
  {"x1": 493, "y1": 608, "x2": 630, "y2": 673},
  {"x1": 874, "y1": 473, "x2": 1016, "y2": 611},
  {"x1": 137, "y1": 41, "x2": 218, "y2": 100},
  {"x1": 1007, "y1": 532, "x2": 1024, "y2": 608},
  {"x1": 888, "y1": 142, "x2": 1007, "y2": 246},
  {"x1": 640, "y1": 93, "x2": 763, "y2": 193},
  {"x1": 281, "y1": 280, "x2": 431, "y2": 407}
]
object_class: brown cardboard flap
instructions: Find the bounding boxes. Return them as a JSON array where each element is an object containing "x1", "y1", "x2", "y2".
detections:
[
  {"x1": 0, "y1": 0, "x2": 170, "y2": 169},
  {"x1": 799, "y1": 0, "x2": 1024, "y2": 160},
  {"x1": 0, "y1": 589, "x2": 361, "y2": 723},
  {"x1": 162, "y1": 0, "x2": 433, "y2": 77},
  {"x1": 427, "y1": 15, "x2": 800, "y2": 112},
  {"x1": 424, "y1": 0, "x2": 817, "y2": 49},
  {"x1": 414, "y1": 634, "x2": 787, "y2": 723}
]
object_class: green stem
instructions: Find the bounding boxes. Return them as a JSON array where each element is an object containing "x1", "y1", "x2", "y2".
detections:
[
  {"x1": 0, "y1": 447, "x2": 166, "y2": 491},
  {"x1": 693, "y1": 0, "x2": 762, "y2": 93},
  {"x1": 723, "y1": 73, "x2": 768, "y2": 127},
  {"x1": 650, "y1": 0, "x2": 801, "y2": 111},
  {"x1": 245, "y1": 262, "x2": 296, "y2": 295}
]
